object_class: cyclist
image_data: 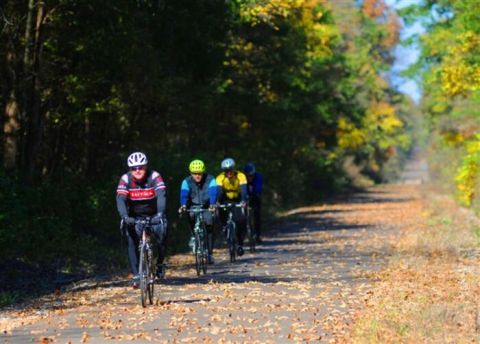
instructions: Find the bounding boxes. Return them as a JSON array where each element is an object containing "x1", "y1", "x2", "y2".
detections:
[
  {"x1": 244, "y1": 162, "x2": 263, "y2": 244},
  {"x1": 179, "y1": 159, "x2": 217, "y2": 264},
  {"x1": 216, "y1": 158, "x2": 248, "y2": 256},
  {"x1": 116, "y1": 152, "x2": 167, "y2": 288}
]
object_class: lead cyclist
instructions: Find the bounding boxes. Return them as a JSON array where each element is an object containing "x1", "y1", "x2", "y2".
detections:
[{"x1": 116, "y1": 152, "x2": 168, "y2": 288}]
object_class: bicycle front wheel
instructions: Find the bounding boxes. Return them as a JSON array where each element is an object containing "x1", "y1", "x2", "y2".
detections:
[
  {"x1": 194, "y1": 231, "x2": 202, "y2": 276},
  {"x1": 201, "y1": 226, "x2": 208, "y2": 274},
  {"x1": 139, "y1": 243, "x2": 148, "y2": 308},
  {"x1": 147, "y1": 247, "x2": 155, "y2": 305},
  {"x1": 227, "y1": 222, "x2": 236, "y2": 262}
]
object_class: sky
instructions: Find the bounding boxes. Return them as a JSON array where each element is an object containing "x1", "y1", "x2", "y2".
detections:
[{"x1": 386, "y1": 0, "x2": 425, "y2": 103}]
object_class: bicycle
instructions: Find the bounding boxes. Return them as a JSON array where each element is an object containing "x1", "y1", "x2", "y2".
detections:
[
  {"x1": 246, "y1": 205, "x2": 256, "y2": 253},
  {"x1": 218, "y1": 203, "x2": 244, "y2": 262},
  {"x1": 185, "y1": 206, "x2": 210, "y2": 276},
  {"x1": 136, "y1": 217, "x2": 157, "y2": 308}
]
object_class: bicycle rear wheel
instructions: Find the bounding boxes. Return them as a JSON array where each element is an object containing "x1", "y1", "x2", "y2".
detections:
[
  {"x1": 139, "y1": 243, "x2": 148, "y2": 307},
  {"x1": 247, "y1": 210, "x2": 255, "y2": 253}
]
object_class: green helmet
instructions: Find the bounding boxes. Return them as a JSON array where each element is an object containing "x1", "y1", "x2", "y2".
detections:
[{"x1": 189, "y1": 159, "x2": 205, "y2": 173}]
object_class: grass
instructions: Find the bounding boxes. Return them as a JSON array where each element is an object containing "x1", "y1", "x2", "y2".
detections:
[{"x1": 0, "y1": 291, "x2": 20, "y2": 308}]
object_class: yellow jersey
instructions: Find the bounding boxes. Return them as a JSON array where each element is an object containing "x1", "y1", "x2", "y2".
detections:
[{"x1": 216, "y1": 171, "x2": 247, "y2": 201}]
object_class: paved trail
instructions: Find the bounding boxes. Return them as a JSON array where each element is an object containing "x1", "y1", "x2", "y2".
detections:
[{"x1": 1, "y1": 155, "x2": 427, "y2": 343}]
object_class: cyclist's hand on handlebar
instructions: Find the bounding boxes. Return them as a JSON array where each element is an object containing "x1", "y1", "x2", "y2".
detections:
[
  {"x1": 178, "y1": 205, "x2": 186, "y2": 214},
  {"x1": 208, "y1": 204, "x2": 217, "y2": 212},
  {"x1": 151, "y1": 213, "x2": 164, "y2": 225},
  {"x1": 123, "y1": 216, "x2": 135, "y2": 225}
]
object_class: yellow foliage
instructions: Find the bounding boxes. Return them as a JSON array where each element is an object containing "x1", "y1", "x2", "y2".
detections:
[
  {"x1": 337, "y1": 117, "x2": 366, "y2": 149},
  {"x1": 440, "y1": 63, "x2": 480, "y2": 97},
  {"x1": 336, "y1": 101, "x2": 406, "y2": 153},
  {"x1": 455, "y1": 134, "x2": 480, "y2": 206},
  {"x1": 431, "y1": 31, "x2": 480, "y2": 97},
  {"x1": 365, "y1": 101, "x2": 403, "y2": 134},
  {"x1": 239, "y1": 0, "x2": 306, "y2": 28},
  {"x1": 239, "y1": 0, "x2": 337, "y2": 58},
  {"x1": 442, "y1": 131, "x2": 466, "y2": 146}
]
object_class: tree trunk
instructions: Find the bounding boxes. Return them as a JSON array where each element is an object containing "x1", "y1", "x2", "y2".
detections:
[
  {"x1": 2, "y1": 5, "x2": 21, "y2": 171},
  {"x1": 3, "y1": 90, "x2": 20, "y2": 170},
  {"x1": 23, "y1": 0, "x2": 46, "y2": 181}
]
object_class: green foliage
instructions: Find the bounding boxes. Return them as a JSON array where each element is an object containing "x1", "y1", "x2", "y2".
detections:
[{"x1": 0, "y1": 291, "x2": 19, "y2": 308}]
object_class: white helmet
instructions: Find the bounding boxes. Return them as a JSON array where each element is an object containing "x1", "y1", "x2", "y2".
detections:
[
  {"x1": 221, "y1": 158, "x2": 235, "y2": 171},
  {"x1": 127, "y1": 152, "x2": 148, "y2": 167}
]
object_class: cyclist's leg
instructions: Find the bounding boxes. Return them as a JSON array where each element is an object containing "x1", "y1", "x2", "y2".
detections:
[
  {"x1": 233, "y1": 207, "x2": 247, "y2": 246},
  {"x1": 252, "y1": 197, "x2": 262, "y2": 240},
  {"x1": 203, "y1": 210, "x2": 214, "y2": 255},
  {"x1": 151, "y1": 220, "x2": 167, "y2": 274},
  {"x1": 127, "y1": 224, "x2": 141, "y2": 275},
  {"x1": 187, "y1": 212, "x2": 195, "y2": 233},
  {"x1": 218, "y1": 207, "x2": 228, "y2": 233}
]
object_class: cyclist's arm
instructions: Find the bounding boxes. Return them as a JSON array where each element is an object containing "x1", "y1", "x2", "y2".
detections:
[
  {"x1": 215, "y1": 174, "x2": 224, "y2": 202},
  {"x1": 155, "y1": 188, "x2": 166, "y2": 214},
  {"x1": 116, "y1": 175, "x2": 129, "y2": 218},
  {"x1": 180, "y1": 179, "x2": 190, "y2": 207},
  {"x1": 116, "y1": 195, "x2": 129, "y2": 218},
  {"x1": 208, "y1": 177, "x2": 217, "y2": 205},
  {"x1": 238, "y1": 172, "x2": 248, "y2": 202},
  {"x1": 152, "y1": 171, "x2": 167, "y2": 214}
]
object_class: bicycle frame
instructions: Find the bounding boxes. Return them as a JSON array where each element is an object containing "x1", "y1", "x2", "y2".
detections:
[
  {"x1": 218, "y1": 203, "x2": 243, "y2": 262},
  {"x1": 186, "y1": 206, "x2": 209, "y2": 275}
]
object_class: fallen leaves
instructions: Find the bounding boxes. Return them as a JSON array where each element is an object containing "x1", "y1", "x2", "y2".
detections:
[{"x1": 81, "y1": 331, "x2": 90, "y2": 342}]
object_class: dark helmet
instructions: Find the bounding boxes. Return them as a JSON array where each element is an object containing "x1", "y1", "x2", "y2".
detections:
[{"x1": 244, "y1": 162, "x2": 256, "y2": 176}]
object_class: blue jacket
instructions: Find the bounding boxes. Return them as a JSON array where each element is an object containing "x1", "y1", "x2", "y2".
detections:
[
  {"x1": 247, "y1": 172, "x2": 263, "y2": 197},
  {"x1": 180, "y1": 174, "x2": 217, "y2": 207}
]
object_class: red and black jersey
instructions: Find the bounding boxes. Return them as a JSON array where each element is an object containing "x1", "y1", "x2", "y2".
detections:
[{"x1": 116, "y1": 170, "x2": 166, "y2": 217}]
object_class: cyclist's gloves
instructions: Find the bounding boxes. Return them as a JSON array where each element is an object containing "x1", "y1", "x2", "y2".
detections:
[
  {"x1": 123, "y1": 216, "x2": 135, "y2": 225},
  {"x1": 178, "y1": 205, "x2": 187, "y2": 214},
  {"x1": 151, "y1": 212, "x2": 165, "y2": 225}
]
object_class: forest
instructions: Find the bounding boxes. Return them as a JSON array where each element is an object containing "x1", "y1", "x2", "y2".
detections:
[{"x1": 0, "y1": 0, "x2": 413, "y2": 285}]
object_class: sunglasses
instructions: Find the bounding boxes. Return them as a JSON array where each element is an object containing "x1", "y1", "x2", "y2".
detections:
[{"x1": 130, "y1": 166, "x2": 145, "y2": 171}]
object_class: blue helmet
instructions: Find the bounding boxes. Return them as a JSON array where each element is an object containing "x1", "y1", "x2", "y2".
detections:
[{"x1": 244, "y1": 162, "x2": 255, "y2": 175}]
